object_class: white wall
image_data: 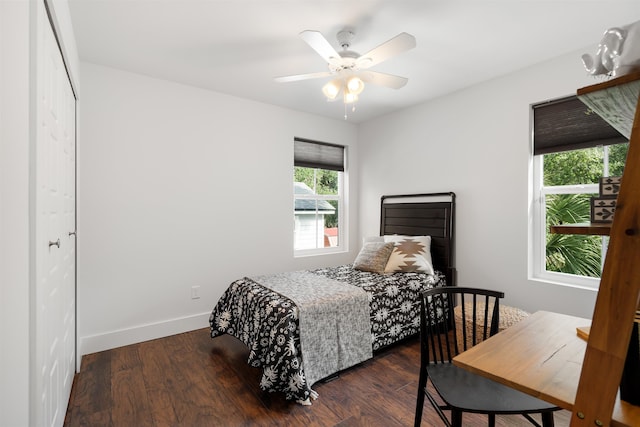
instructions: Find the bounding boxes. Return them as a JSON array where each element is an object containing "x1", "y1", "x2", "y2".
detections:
[
  {"x1": 77, "y1": 62, "x2": 358, "y2": 355},
  {"x1": 358, "y1": 50, "x2": 604, "y2": 319},
  {"x1": 0, "y1": 2, "x2": 31, "y2": 425}
]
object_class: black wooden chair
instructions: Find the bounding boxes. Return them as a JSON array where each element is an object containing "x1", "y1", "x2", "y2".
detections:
[{"x1": 414, "y1": 287, "x2": 559, "y2": 427}]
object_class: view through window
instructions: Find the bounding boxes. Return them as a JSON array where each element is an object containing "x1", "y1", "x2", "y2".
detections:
[
  {"x1": 541, "y1": 144, "x2": 628, "y2": 278},
  {"x1": 294, "y1": 167, "x2": 340, "y2": 250}
]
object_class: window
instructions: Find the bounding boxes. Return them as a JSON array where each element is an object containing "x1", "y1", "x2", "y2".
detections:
[
  {"x1": 293, "y1": 138, "x2": 345, "y2": 255},
  {"x1": 531, "y1": 96, "x2": 628, "y2": 289}
]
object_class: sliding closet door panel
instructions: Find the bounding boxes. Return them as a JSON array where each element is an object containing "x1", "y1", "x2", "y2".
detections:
[
  {"x1": 35, "y1": 2, "x2": 76, "y2": 426},
  {"x1": 61, "y1": 61, "x2": 76, "y2": 406}
]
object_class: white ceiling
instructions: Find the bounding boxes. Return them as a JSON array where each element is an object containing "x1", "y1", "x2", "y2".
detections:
[{"x1": 67, "y1": 1, "x2": 640, "y2": 123}]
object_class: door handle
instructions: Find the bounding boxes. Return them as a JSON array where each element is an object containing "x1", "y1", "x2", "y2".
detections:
[
  {"x1": 68, "y1": 231, "x2": 76, "y2": 237},
  {"x1": 49, "y1": 238, "x2": 60, "y2": 248}
]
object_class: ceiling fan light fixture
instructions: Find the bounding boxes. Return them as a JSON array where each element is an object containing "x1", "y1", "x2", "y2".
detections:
[
  {"x1": 346, "y1": 76, "x2": 365, "y2": 95},
  {"x1": 322, "y1": 80, "x2": 341, "y2": 100},
  {"x1": 343, "y1": 92, "x2": 358, "y2": 104}
]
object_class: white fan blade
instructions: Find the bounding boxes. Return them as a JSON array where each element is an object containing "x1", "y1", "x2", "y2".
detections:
[
  {"x1": 300, "y1": 30, "x2": 341, "y2": 63},
  {"x1": 358, "y1": 70, "x2": 408, "y2": 89},
  {"x1": 357, "y1": 32, "x2": 416, "y2": 69},
  {"x1": 274, "y1": 71, "x2": 334, "y2": 83}
]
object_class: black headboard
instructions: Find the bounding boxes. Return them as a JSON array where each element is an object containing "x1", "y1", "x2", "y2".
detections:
[{"x1": 380, "y1": 192, "x2": 456, "y2": 286}]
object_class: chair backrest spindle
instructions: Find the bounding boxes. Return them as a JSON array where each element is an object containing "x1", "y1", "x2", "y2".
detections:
[{"x1": 419, "y1": 287, "x2": 505, "y2": 364}]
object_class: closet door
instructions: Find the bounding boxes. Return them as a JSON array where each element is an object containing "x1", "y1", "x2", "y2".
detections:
[{"x1": 34, "y1": 2, "x2": 76, "y2": 426}]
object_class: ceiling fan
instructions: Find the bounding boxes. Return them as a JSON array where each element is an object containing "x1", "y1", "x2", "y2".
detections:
[{"x1": 275, "y1": 29, "x2": 416, "y2": 114}]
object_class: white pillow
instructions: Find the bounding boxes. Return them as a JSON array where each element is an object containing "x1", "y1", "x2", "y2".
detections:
[{"x1": 383, "y1": 235, "x2": 434, "y2": 274}]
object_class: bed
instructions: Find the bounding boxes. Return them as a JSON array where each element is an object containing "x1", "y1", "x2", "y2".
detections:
[{"x1": 209, "y1": 192, "x2": 456, "y2": 404}]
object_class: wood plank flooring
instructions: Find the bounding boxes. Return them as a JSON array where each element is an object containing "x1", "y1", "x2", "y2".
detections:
[{"x1": 64, "y1": 328, "x2": 571, "y2": 427}]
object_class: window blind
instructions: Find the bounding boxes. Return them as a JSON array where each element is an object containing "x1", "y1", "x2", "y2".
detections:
[
  {"x1": 533, "y1": 95, "x2": 627, "y2": 155},
  {"x1": 294, "y1": 138, "x2": 345, "y2": 172}
]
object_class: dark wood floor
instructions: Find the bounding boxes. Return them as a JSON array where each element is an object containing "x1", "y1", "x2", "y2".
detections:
[{"x1": 64, "y1": 328, "x2": 571, "y2": 427}]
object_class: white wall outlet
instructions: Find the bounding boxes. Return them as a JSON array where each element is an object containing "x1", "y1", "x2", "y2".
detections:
[{"x1": 191, "y1": 285, "x2": 201, "y2": 300}]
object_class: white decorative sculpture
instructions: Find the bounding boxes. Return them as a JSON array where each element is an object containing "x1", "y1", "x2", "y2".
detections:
[{"x1": 582, "y1": 20, "x2": 640, "y2": 77}]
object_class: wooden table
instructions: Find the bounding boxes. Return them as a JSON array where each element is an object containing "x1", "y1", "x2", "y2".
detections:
[{"x1": 453, "y1": 311, "x2": 640, "y2": 427}]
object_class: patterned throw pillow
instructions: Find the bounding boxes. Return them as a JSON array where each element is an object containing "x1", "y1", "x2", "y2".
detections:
[
  {"x1": 353, "y1": 242, "x2": 395, "y2": 274},
  {"x1": 383, "y1": 235, "x2": 434, "y2": 274}
]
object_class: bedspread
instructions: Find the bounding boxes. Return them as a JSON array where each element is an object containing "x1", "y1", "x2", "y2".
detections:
[
  {"x1": 209, "y1": 265, "x2": 445, "y2": 403},
  {"x1": 251, "y1": 271, "x2": 372, "y2": 388}
]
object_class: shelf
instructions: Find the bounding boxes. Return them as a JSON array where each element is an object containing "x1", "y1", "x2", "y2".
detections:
[
  {"x1": 576, "y1": 325, "x2": 590, "y2": 341},
  {"x1": 577, "y1": 71, "x2": 640, "y2": 139},
  {"x1": 549, "y1": 222, "x2": 611, "y2": 236}
]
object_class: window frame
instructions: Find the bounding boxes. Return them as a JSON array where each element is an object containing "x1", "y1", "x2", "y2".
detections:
[
  {"x1": 530, "y1": 154, "x2": 602, "y2": 290},
  {"x1": 293, "y1": 138, "x2": 347, "y2": 257}
]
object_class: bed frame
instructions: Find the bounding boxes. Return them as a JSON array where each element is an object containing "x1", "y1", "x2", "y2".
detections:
[{"x1": 380, "y1": 192, "x2": 456, "y2": 287}]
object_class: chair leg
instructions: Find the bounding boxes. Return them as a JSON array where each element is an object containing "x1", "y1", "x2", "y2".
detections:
[
  {"x1": 488, "y1": 413, "x2": 496, "y2": 427},
  {"x1": 414, "y1": 391, "x2": 424, "y2": 427},
  {"x1": 451, "y1": 409, "x2": 462, "y2": 427},
  {"x1": 414, "y1": 370, "x2": 427, "y2": 427},
  {"x1": 541, "y1": 412, "x2": 555, "y2": 427}
]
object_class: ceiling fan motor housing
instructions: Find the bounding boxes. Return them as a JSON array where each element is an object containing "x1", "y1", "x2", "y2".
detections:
[
  {"x1": 327, "y1": 30, "x2": 360, "y2": 72},
  {"x1": 336, "y1": 29, "x2": 355, "y2": 49}
]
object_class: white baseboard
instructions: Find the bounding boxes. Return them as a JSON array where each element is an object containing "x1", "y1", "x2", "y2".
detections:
[{"x1": 78, "y1": 311, "x2": 211, "y2": 367}]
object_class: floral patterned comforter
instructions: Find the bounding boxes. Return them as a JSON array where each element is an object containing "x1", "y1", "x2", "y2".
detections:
[{"x1": 209, "y1": 264, "x2": 445, "y2": 403}]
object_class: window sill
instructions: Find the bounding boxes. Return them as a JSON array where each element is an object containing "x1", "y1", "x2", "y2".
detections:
[
  {"x1": 529, "y1": 272, "x2": 600, "y2": 292},
  {"x1": 294, "y1": 247, "x2": 348, "y2": 258}
]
